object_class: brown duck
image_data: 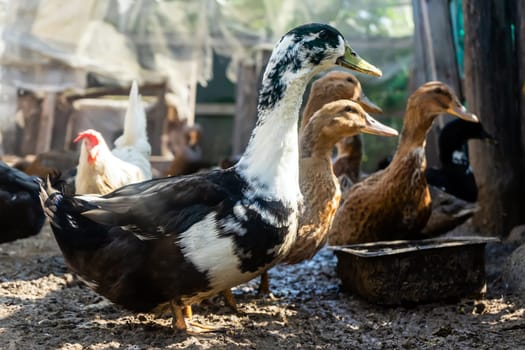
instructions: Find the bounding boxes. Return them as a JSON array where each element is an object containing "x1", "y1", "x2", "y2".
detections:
[
  {"x1": 251, "y1": 72, "x2": 395, "y2": 297},
  {"x1": 328, "y1": 81, "x2": 479, "y2": 245},
  {"x1": 304, "y1": 72, "x2": 383, "y2": 186},
  {"x1": 245, "y1": 71, "x2": 388, "y2": 298}
]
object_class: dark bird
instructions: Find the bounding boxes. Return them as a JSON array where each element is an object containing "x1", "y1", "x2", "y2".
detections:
[
  {"x1": 301, "y1": 71, "x2": 383, "y2": 186},
  {"x1": 256, "y1": 71, "x2": 388, "y2": 296},
  {"x1": 225, "y1": 99, "x2": 397, "y2": 307},
  {"x1": 426, "y1": 118, "x2": 493, "y2": 202},
  {"x1": 329, "y1": 81, "x2": 479, "y2": 245},
  {"x1": 164, "y1": 120, "x2": 206, "y2": 177},
  {"x1": 1, "y1": 161, "x2": 46, "y2": 243},
  {"x1": 40, "y1": 23, "x2": 382, "y2": 333},
  {"x1": 420, "y1": 185, "x2": 478, "y2": 237}
]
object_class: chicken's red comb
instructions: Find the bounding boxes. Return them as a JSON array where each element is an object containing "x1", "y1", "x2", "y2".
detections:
[{"x1": 74, "y1": 129, "x2": 101, "y2": 146}]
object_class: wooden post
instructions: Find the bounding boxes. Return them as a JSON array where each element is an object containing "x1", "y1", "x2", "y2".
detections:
[
  {"x1": 425, "y1": 0, "x2": 463, "y2": 97},
  {"x1": 0, "y1": 131, "x2": 3, "y2": 158},
  {"x1": 517, "y1": 0, "x2": 525, "y2": 182},
  {"x1": 411, "y1": 0, "x2": 462, "y2": 168},
  {"x1": 18, "y1": 92, "x2": 42, "y2": 155},
  {"x1": 148, "y1": 83, "x2": 168, "y2": 156},
  {"x1": 187, "y1": 62, "x2": 198, "y2": 127},
  {"x1": 232, "y1": 48, "x2": 271, "y2": 155},
  {"x1": 463, "y1": 0, "x2": 523, "y2": 236},
  {"x1": 409, "y1": 0, "x2": 426, "y2": 92},
  {"x1": 35, "y1": 92, "x2": 56, "y2": 153}
]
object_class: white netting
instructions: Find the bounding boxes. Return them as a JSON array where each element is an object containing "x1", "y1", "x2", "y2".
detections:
[
  {"x1": 211, "y1": 0, "x2": 413, "y2": 82},
  {"x1": 0, "y1": 0, "x2": 413, "y2": 130}
]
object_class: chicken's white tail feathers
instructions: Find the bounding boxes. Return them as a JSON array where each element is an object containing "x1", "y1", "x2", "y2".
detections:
[{"x1": 114, "y1": 80, "x2": 148, "y2": 148}]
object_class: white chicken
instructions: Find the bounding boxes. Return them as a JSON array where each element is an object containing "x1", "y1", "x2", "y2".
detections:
[{"x1": 74, "y1": 81, "x2": 152, "y2": 195}]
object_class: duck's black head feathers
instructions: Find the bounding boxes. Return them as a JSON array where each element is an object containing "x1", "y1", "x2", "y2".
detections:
[{"x1": 258, "y1": 23, "x2": 345, "y2": 111}]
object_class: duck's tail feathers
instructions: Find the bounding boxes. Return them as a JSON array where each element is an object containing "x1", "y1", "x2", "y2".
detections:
[{"x1": 114, "y1": 80, "x2": 148, "y2": 149}]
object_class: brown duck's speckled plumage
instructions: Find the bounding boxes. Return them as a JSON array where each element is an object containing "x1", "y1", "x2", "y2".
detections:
[
  {"x1": 286, "y1": 71, "x2": 383, "y2": 263},
  {"x1": 237, "y1": 72, "x2": 394, "y2": 302},
  {"x1": 286, "y1": 100, "x2": 395, "y2": 263},
  {"x1": 301, "y1": 71, "x2": 377, "y2": 130},
  {"x1": 328, "y1": 81, "x2": 478, "y2": 245},
  {"x1": 421, "y1": 185, "x2": 477, "y2": 237},
  {"x1": 245, "y1": 72, "x2": 389, "y2": 298},
  {"x1": 302, "y1": 71, "x2": 381, "y2": 186}
]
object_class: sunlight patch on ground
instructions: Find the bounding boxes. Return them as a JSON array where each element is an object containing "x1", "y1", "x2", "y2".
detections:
[
  {"x1": 0, "y1": 274, "x2": 65, "y2": 299},
  {"x1": 0, "y1": 304, "x2": 23, "y2": 320},
  {"x1": 498, "y1": 307, "x2": 524, "y2": 322}
]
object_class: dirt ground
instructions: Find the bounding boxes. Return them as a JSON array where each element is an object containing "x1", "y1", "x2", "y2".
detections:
[{"x1": 1, "y1": 224, "x2": 524, "y2": 350}]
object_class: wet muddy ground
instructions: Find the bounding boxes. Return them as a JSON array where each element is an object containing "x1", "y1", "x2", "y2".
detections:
[{"x1": 1, "y1": 225, "x2": 524, "y2": 349}]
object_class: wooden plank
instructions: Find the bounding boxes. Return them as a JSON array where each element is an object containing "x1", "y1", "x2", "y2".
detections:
[
  {"x1": 232, "y1": 49, "x2": 271, "y2": 155},
  {"x1": 147, "y1": 84, "x2": 167, "y2": 156},
  {"x1": 517, "y1": 0, "x2": 525, "y2": 181},
  {"x1": 19, "y1": 92, "x2": 42, "y2": 155},
  {"x1": 195, "y1": 103, "x2": 235, "y2": 115},
  {"x1": 0, "y1": 130, "x2": 3, "y2": 158},
  {"x1": 415, "y1": 0, "x2": 463, "y2": 169},
  {"x1": 62, "y1": 82, "x2": 167, "y2": 101},
  {"x1": 426, "y1": 0, "x2": 462, "y2": 97},
  {"x1": 233, "y1": 59, "x2": 258, "y2": 155},
  {"x1": 463, "y1": 0, "x2": 523, "y2": 236},
  {"x1": 409, "y1": 0, "x2": 427, "y2": 92},
  {"x1": 52, "y1": 94, "x2": 74, "y2": 150},
  {"x1": 35, "y1": 92, "x2": 56, "y2": 153},
  {"x1": 186, "y1": 61, "x2": 198, "y2": 127}
]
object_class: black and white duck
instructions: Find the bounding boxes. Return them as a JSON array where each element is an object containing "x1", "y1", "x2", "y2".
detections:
[{"x1": 39, "y1": 23, "x2": 382, "y2": 333}]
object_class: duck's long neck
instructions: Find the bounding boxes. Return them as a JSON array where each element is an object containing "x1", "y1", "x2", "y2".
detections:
[
  {"x1": 394, "y1": 105, "x2": 435, "y2": 160},
  {"x1": 300, "y1": 126, "x2": 339, "y2": 162},
  {"x1": 237, "y1": 73, "x2": 314, "y2": 205},
  {"x1": 299, "y1": 130, "x2": 339, "y2": 201}
]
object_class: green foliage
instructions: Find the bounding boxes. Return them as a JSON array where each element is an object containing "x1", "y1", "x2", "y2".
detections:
[
  {"x1": 358, "y1": 55, "x2": 411, "y2": 173},
  {"x1": 211, "y1": 0, "x2": 414, "y2": 168},
  {"x1": 215, "y1": 0, "x2": 413, "y2": 40}
]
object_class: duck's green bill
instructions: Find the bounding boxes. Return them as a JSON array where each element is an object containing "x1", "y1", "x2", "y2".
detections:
[{"x1": 336, "y1": 45, "x2": 382, "y2": 78}]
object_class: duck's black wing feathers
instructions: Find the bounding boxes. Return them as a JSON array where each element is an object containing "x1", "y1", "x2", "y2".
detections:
[{"x1": 76, "y1": 168, "x2": 244, "y2": 240}]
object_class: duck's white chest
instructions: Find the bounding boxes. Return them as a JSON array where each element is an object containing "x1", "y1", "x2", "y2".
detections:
[{"x1": 177, "y1": 204, "x2": 299, "y2": 304}]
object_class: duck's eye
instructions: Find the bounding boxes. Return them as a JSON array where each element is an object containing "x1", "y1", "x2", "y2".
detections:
[
  {"x1": 434, "y1": 87, "x2": 447, "y2": 96},
  {"x1": 350, "y1": 51, "x2": 357, "y2": 57},
  {"x1": 344, "y1": 106, "x2": 356, "y2": 113},
  {"x1": 346, "y1": 77, "x2": 356, "y2": 84},
  {"x1": 319, "y1": 31, "x2": 328, "y2": 39}
]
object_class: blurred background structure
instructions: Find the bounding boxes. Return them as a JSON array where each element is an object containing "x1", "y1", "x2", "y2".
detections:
[{"x1": 0, "y1": 0, "x2": 523, "y2": 237}]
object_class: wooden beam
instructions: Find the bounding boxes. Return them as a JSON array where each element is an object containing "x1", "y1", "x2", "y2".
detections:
[{"x1": 195, "y1": 103, "x2": 235, "y2": 116}]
